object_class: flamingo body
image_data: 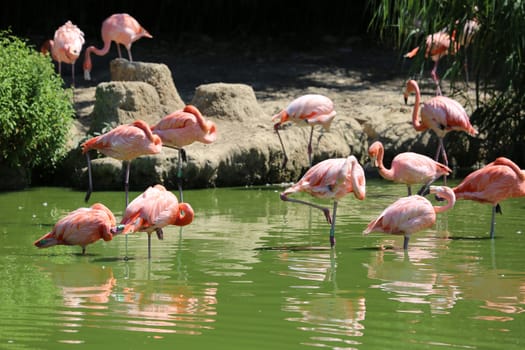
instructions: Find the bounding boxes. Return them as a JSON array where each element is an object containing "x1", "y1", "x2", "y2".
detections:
[
  {"x1": 364, "y1": 186, "x2": 456, "y2": 249},
  {"x1": 41, "y1": 21, "x2": 85, "y2": 85},
  {"x1": 404, "y1": 79, "x2": 477, "y2": 166},
  {"x1": 453, "y1": 157, "x2": 525, "y2": 238},
  {"x1": 368, "y1": 141, "x2": 451, "y2": 194},
  {"x1": 272, "y1": 94, "x2": 336, "y2": 167},
  {"x1": 280, "y1": 155, "x2": 366, "y2": 247},
  {"x1": 83, "y1": 13, "x2": 152, "y2": 80},
  {"x1": 152, "y1": 105, "x2": 217, "y2": 148},
  {"x1": 34, "y1": 203, "x2": 116, "y2": 255},
  {"x1": 81, "y1": 120, "x2": 162, "y2": 203},
  {"x1": 82, "y1": 120, "x2": 162, "y2": 161},
  {"x1": 117, "y1": 185, "x2": 194, "y2": 258}
]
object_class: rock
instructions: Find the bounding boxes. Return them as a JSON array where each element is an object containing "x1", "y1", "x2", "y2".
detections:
[
  {"x1": 110, "y1": 58, "x2": 185, "y2": 114},
  {"x1": 89, "y1": 81, "x2": 162, "y2": 132},
  {"x1": 191, "y1": 83, "x2": 266, "y2": 122}
]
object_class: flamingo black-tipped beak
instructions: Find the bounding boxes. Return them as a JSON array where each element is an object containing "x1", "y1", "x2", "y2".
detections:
[{"x1": 404, "y1": 96, "x2": 408, "y2": 105}]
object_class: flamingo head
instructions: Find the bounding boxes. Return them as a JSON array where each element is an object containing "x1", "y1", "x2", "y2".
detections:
[
  {"x1": 367, "y1": 141, "x2": 383, "y2": 167},
  {"x1": 403, "y1": 79, "x2": 419, "y2": 104}
]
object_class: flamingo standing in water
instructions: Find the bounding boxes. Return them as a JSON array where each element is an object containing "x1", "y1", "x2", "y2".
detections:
[
  {"x1": 272, "y1": 94, "x2": 336, "y2": 168},
  {"x1": 41, "y1": 20, "x2": 85, "y2": 86},
  {"x1": 280, "y1": 155, "x2": 366, "y2": 247},
  {"x1": 83, "y1": 13, "x2": 152, "y2": 80},
  {"x1": 34, "y1": 203, "x2": 117, "y2": 255},
  {"x1": 364, "y1": 186, "x2": 456, "y2": 250},
  {"x1": 114, "y1": 184, "x2": 194, "y2": 259},
  {"x1": 453, "y1": 157, "x2": 525, "y2": 238},
  {"x1": 403, "y1": 79, "x2": 477, "y2": 170},
  {"x1": 151, "y1": 105, "x2": 217, "y2": 201},
  {"x1": 368, "y1": 141, "x2": 451, "y2": 195},
  {"x1": 81, "y1": 120, "x2": 162, "y2": 204}
]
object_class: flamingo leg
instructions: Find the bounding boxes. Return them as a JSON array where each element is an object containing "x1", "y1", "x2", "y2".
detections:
[
  {"x1": 177, "y1": 148, "x2": 185, "y2": 202},
  {"x1": 407, "y1": 184, "x2": 412, "y2": 196},
  {"x1": 147, "y1": 233, "x2": 152, "y2": 259},
  {"x1": 274, "y1": 123, "x2": 288, "y2": 168},
  {"x1": 490, "y1": 204, "x2": 502, "y2": 239},
  {"x1": 307, "y1": 126, "x2": 314, "y2": 167},
  {"x1": 116, "y1": 44, "x2": 122, "y2": 58},
  {"x1": 81, "y1": 246, "x2": 86, "y2": 255},
  {"x1": 431, "y1": 59, "x2": 442, "y2": 96},
  {"x1": 124, "y1": 160, "x2": 131, "y2": 259},
  {"x1": 127, "y1": 48, "x2": 133, "y2": 62},
  {"x1": 71, "y1": 63, "x2": 75, "y2": 87},
  {"x1": 403, "y1": 235, "x2": 410, "y2": 250},
  {"x1": 84, "y1": 153, "x2": 93, "y2": 202},
  {"x1": 329, "y1": 201, "x2": 338, "y2": 247},
  {"x1": 280, "y1": 193, "x2": 331, "y2": 224}
]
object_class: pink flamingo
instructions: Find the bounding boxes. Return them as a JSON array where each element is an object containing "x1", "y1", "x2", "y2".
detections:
[
  {"x1": 453, "y1": 157, "x2": 525, "y2": 238},
  {"x1": 34, "y1": 203, "x2": 116, "y2": 255},
  {"x1": 280, "y1": 155, "x2": 366, "y2": 247},
  {"x1": 83, "y1": 13, "x2": 152, "y2": 80},
  {"x1": 403, "y1": 79, "x2": 477, "y2": 170},
  {"x1": 114, "y1": 184, "x2": 194, "y2": 259},
  {"x1": 81, "y1": 119, "x2": 162, "y2": 204},
  {"x1": 41, "y1": 20, "x2": 85, "y2": 86},
  {"x1": 364, "y1": 185, "x2": 456, "y2": 249},
  {"x1": 272, "y1": 94, "x2": 336, "y2": 168},
  {"x1": 368, "y1": 140, "x2": 451, "y2": 195},
  {"x1": 151, "y1": 105, "x2": 217, "y2": 200},
  {"x1": 404, "y1": 18, "x2": 480, "y2": 94},
  {"x1": 404, "y1": 31, "x2": 458, "y2": 95}
]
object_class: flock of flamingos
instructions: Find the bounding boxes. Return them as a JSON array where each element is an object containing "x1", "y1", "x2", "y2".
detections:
[{"x1": 34, "y1": 13, "x2": 525, "y2": 258}]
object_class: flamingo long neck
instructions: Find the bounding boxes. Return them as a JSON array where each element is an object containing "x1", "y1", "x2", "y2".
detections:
[
  {"x1": 83, "y1": 40, "x2": 112, "y2": 72},
  {"x1": 433, "y1": 192, "x2": 455, "y2": 214},
  {"x1": 185, "y1": 105, "x2": 211, "y2": 133},
  {"x1": 132, "y1": 120, "x2": 160, "y2": 145},
  {"x1": 349, "y1": 157, "x2": 366, "y2": 200},
  {"x1": 411, "y1": 83, "x2": 427, "y2": 132},
  {"x1": 375, "y1": 144, "x2": 395, "y2": 181},
  {"x1": 175, "y1": 203, "x2": 194, "y2": 226}
]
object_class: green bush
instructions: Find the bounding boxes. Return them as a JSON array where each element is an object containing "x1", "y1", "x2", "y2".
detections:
[{"x1": 0, "y1": 30, "x2": 74, "y2": 171}]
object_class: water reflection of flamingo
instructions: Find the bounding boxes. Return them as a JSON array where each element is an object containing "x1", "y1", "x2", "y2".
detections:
[
  {"x1": 364, "y1": 186, "x2": 456, "y2": 249},
  {"x1": 115, "y1": 184, "x2": 194, "y2": 259},
  {"x1": 272, "y1": 94, "x2": 336, "y2": 168},
  {"x1": 368, "y1": 140, "x2": 451, "y2": 195},
  {"x1": 452, "y1": 157, "x2": 525, "y2": 238},
  {"x1": 34, "y1": 203, "x2": 117, "y2": 255},
  {"x1": 40, "y1": 262, "x2": 116, "y2": 308},
  {"x1": 280, "y1": 155, "x2": 366, "y2": 247}
]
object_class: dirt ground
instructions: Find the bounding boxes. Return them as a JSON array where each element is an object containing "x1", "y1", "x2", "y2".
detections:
[{"x1": 72, "y1": 39, "x2": 420, "y2": 126}]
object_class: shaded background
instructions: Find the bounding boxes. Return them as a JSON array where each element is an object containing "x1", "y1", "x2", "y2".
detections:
[{"x1": 1, "y1": 1, "x2": 373, "y2": 49}]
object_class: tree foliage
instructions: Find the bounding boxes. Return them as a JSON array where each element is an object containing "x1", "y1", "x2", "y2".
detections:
[
  {"x1": 0, "y1": 30, "x2": 74, "y2": 170},
  {"x1": 368, "y1": 0, "x2": 525, "y2": 165}
]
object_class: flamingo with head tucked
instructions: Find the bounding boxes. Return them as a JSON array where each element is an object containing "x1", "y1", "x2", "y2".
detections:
[
  {"x1": 81, "y1": 120, "x2": 162, "y2": 204},
  {"x1": 272, "y1": 94, "x2": 336, "y2": 168},
  {"x1": 364, "y1": 186, "x2": 456, "y2": 250},
  {"x1": 34, "y1": 203, "x2": 117, "y2": 255},
  {"x1": 114, "y1": 184, "x2": 194, "y2": 259},
  {"x1": 83, "y1": 13, "x2": 152, "y2": 80},
  {"x1": 41, "y1": 20, "x2": 85, "y2": 86},
  {"x1": 151, "y1": 105, "x2": 217, "y2": 201},
  {"x1": 453, "y1": 157, "x2": 525, "y2": 238},
  {"x1": 403, "y1": 79, "x2": 477, "y2": 171},
  {"x1": 280, "y1": 155, "x2": 366, "y2": 247}
]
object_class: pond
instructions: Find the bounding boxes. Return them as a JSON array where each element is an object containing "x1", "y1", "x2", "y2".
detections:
[{"x1": 1, "y1": 180, "x2": 525, "y2": 349}]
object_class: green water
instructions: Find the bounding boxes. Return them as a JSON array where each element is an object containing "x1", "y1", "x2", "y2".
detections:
[{"x1": 1, "y1": 180, "x2": 525, "y2": 349}]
